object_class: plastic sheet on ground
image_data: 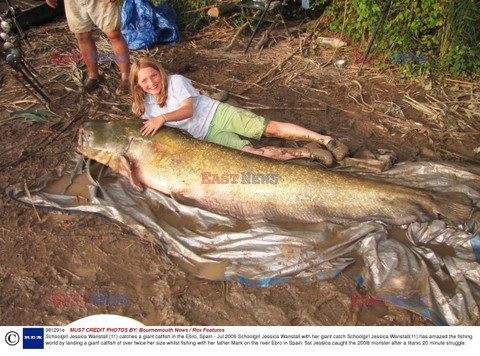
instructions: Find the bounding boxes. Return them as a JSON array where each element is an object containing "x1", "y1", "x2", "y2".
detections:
[
  {"x1": 121, "y1": 0, "x2": 180, "y2": 50},
  {"x1": 7, "y1": 159, "x2": 480, "y2": 326}
]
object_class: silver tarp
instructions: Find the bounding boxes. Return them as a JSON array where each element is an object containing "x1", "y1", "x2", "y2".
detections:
[{"x1": 7, "y1": 158, "x2": 480, "y2": 325}]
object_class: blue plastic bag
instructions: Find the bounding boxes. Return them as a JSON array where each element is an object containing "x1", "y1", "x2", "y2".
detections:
[{"x1": 121, "y1": 0, "x2": 180, "y2": 50}]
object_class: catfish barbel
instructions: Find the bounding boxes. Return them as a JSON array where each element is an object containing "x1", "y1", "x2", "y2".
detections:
[{"x1": 77, "y1": 121, "x2": 473, "y2": 226}]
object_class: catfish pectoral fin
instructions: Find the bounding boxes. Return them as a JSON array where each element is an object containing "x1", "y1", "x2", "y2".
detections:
[{"x1": 118, "y1": 156, "x2": 143, "y2": 192}]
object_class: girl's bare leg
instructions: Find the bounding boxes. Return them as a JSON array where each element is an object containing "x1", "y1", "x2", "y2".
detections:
[
  {"x1": 242, "y1": 145, "x2": 334, "y2": 167},
  {"x1": 262, "y1": 121, "x2": 349, "y2": 161}
]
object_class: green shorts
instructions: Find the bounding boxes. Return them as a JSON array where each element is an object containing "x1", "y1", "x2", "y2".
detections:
[{"x1": 204, "y1": 103, "x2": 270, "y2": 150}]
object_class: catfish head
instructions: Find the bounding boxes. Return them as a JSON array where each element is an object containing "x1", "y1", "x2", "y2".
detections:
[{"x1": 77, "y1": 120, "x2": 143, "y2": 171}]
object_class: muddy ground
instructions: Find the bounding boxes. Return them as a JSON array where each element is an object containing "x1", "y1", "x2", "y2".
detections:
[{"x1": 1, "y1": 15, "x2": 479, "y2": 326}]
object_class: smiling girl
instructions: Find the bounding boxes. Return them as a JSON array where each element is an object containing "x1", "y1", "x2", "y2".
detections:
[{"x1": 129, "y1": 57, "x2": 348, "y2": 166}]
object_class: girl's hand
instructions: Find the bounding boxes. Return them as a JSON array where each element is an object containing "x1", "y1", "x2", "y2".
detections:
[{"x1": 141, "y1": 116, "x2": 166, "y2": 136}]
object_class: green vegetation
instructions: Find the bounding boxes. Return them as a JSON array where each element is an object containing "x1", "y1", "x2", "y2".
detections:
[
  {"x1": 10, "y1": 109, "x2": 53, "y2": 122},
  {"x1": 301, "y1": 0, "x2": 479, "y2": 78},
  {"x1": 0, "y1": 109, "x2": 54, "y2": 127},
  {"x1": 146, "y1": 0, "x2": 479, "y2": 78}
]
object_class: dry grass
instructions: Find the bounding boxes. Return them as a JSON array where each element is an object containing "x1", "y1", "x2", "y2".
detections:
[{"x1": 1, "y1": 17, "x2": 479, "y2": 162}]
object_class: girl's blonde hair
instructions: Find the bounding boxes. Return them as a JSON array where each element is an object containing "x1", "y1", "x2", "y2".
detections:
[{"x1": 130, "y1": 57, "x2": 168, "y2": 117}]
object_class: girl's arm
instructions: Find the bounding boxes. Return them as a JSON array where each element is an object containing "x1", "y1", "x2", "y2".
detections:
[{"x1": 141, "y1": 97, "x2": 194, "y2": 136}]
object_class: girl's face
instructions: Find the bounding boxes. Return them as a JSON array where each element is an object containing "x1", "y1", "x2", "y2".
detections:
[{"x1": 137, "y1": 67, "x2": 163, "y2": 95}]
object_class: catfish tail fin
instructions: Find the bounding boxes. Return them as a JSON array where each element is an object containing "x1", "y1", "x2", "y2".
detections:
[{"x1": 433, "y1": 191, "x2": 473, "y2": 224}]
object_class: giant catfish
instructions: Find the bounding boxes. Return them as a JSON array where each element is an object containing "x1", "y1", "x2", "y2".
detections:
[{"x1": 77, "y1": 121, "x2": 473, "y2": 226}]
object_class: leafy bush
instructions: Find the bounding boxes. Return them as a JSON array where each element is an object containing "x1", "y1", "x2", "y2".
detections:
[
  {"x1": 144, "y1": 0, "x2": 479, "y2": 77},
  {"x1": 310, "y1": 0, "x2": 480, "y2": 78}
]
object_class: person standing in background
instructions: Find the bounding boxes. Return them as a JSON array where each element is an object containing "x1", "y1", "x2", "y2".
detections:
[{"x1": 46, "y1": 0, "x2": 130, "y2": 95}]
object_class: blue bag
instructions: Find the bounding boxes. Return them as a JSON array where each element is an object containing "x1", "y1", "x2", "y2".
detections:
[{"x1": 121, "y1": 0, "x2": 180, "y2": 50}]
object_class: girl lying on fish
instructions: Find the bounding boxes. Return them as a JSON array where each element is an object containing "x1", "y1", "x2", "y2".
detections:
[{"x1": 129, "y1": 57, "x2": 348, "y2": 166}]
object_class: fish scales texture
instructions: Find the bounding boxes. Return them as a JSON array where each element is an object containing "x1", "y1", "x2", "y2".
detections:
[{"x1": 77, "y1": 121, "x2": 473, "y2": 226}]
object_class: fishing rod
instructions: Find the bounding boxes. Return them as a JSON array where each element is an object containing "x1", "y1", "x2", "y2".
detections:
[
  {"x1": 0, "y1": 12, "x2": 50, "y2": 104},
  {"x1": 357, "y1": 0, "x2": 393, "y2": 76},
  {"x1": 244, "y1": 0, "x2": 274, "y2": 54},
  {"x1": 4, "y1": 0, "x2": 31, "y2": 47},
  {"x1": 1, "y1": 46, "x2": 50, "y2": 103}
]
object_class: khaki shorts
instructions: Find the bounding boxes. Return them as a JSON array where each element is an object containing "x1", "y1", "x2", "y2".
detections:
[
  {"x1": 65, "y1": 0, "x2": 122, "y2": 34},
  {"x1": 204, "y1": 103, "x2": 270, "y2": 150}
]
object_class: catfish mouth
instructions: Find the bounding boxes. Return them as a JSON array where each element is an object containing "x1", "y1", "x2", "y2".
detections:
[{"x1": 76, "y1": 121, "x2": 144, "y2": 165}]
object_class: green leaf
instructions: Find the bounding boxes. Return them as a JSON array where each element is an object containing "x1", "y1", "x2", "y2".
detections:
[{"x1": 9, "y1": 109, "x2": 53, "y2": 123}]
